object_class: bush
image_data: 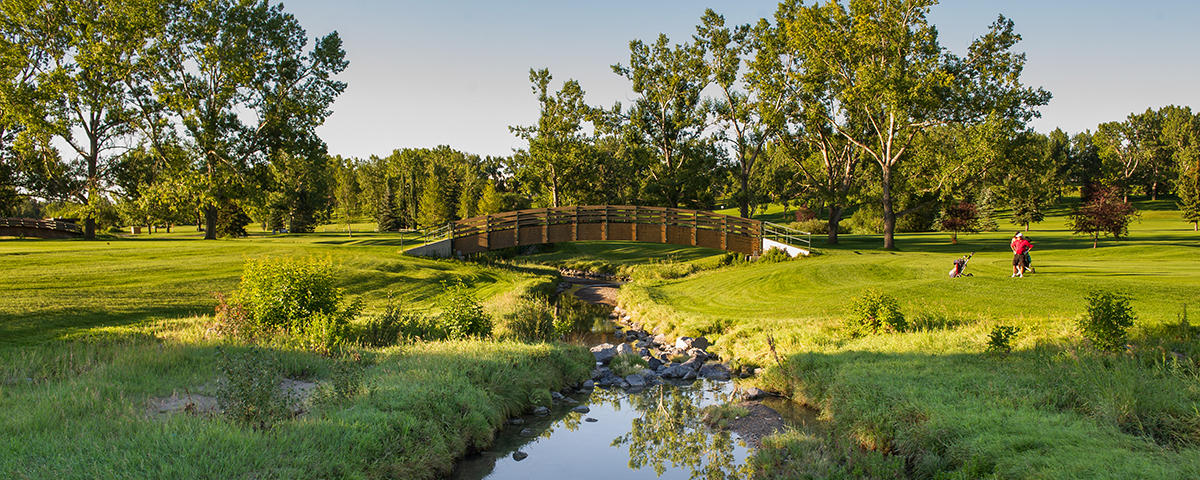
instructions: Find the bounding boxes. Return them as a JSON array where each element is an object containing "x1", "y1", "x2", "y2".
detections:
[
  {"x1": 847, "y1": 203, "x2": 884, "y2": 234},
  {"x1": 789, "y1": 218, "x2": 828, "y2": 235},
  {"x1": 211, "y1": 292, "x2": 253, "y2": 340},
  {"x1": 215, "y1": 348, "x2": 296, "y2": 428},
  {"x1": 759, "y1": 247, "x2": 792, "y2": 264},
  {"x1": 986, "y1": 325, "x2": 1021, "y2": 357},
  {"x1": 847, "y1": 289, "x2": 907, "y2": 336},
  {"x1": 319, "y1": 358, "x2": 366, "y2": 404},
  {"x1": 234, "y1": 257, "x2": 349, "y2": 333},
  {"x1": 1078, "y1": 291, "x2": 1136, "y2": 352},
  {"x1": 438, "y1": 279, "x2": 492, "y2": 339},
  {"x1": 495, "y1": 295, "x2": 556, "y2": 342},
  {"x1": 610, "y1": 353, "x2": 650, "y2": 377}
]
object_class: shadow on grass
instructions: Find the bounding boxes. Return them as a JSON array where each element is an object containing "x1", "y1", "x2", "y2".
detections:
[{"x1": 0, "y1": 304, "x2": 204, "y2": 347}]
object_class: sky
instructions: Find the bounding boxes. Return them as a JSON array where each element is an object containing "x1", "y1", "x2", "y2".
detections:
[{"x1": 280, "y1": 0, "x2": 1200, "y2": 160}]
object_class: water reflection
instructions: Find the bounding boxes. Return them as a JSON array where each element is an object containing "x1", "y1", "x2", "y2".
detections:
[
  {"x1": 610, "y1": 383, "x2": 753, "y2": 479},
  {"x1": 449, "y1": 380, "x2": 754, "y2": 480}
]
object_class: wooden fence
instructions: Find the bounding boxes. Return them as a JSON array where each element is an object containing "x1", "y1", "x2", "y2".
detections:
[{"x1": 450, "y1": 205, "x2": 763, "y2": 256}]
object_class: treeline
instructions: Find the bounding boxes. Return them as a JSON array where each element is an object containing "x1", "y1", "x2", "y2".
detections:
[
  {"x1": 3, "y1": 0, "x2": 1199, "y2": 244},
  {"x1": 0, "y1": 0, "x2": 347, "y2": 239}
]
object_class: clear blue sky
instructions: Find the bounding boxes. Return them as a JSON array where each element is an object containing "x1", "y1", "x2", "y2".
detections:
[{"x1": 281, "y1": 0, "x2": 1200, "y2": 159}]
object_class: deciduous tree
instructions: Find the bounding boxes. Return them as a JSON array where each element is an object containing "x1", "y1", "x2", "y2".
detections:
[{"x1": 1069, "y1": 185, "x2": 1139, "y2": 248}]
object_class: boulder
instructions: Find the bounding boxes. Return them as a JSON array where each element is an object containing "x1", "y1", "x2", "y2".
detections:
[
  {"x1": 639, "y1": 348, "x2": 651, "y2": 357},
  {"x1": 675, "y1": 336, "x2": 695, "y2": 350},
  {"x1": 625, "y1": 374, "x2": 646, "y2": 388},
  {"x1": 681, "y1": 356, "x2": 705, "y2": 371},
  {"x1": 551, "y1": 391, "x2": 565, "y2": 402},
  {"x1": 519, "y1": 428, "x2": 537, "y2": 437},
  {"x1": 585, "y1": 417, "x2": 598, "y2": 423},
  {"x1": 646, "y1": 357, "x2": 663, "y2": 370},
  {"x1": 660, "y1": 365, "x2": 690, "y2": 379},
  {"x1": 572, "y1": 405, "x2": 591, "y2": 414},
  {"x1": 591, "y1": 343, "x2": 618, "y2": 364},
  {"x1": 616, "y1": 343, "x2": 635, "y2": 356},
  {"x1": 532, "y1": 406, "x2": 549, "y2": 416},
  {"x1": 513, "y1": 451, "x2": 529, "y2": 461},
  {"x1": 743, "y1": 387, "x2": 767, "y2": 400},
  {"x1": 591, "y1": 368, "x2": 607, "y2": 380},
  {"x1": 699, "y1": 363, "x2": 731, "y2": 381},
  {"x1": 682, "y1": 370, "x2": 698, "y2": 381},
  {"x1": 507, "y1": 418, "x2": 524, "y2": 426},
  {"x1": 653, "y1": 333, "x2": 670, "y2": 346},
  {"x1": 581, "y1": 380, "x2": 595, "y2": 390},
  {"x1": 691, "y1": 336, "x2": 711, "y2": 350}
]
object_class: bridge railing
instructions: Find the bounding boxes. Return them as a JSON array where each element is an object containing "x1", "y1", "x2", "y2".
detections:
[
  {"x1": 762, "y1": 221, "x2": 812, "y2": 251},
  {"x1": 0, "y1": 218, "x2": 82, "y2": 234},
  {"x1": 453, "y1": 205, "x2": 761, "y2": 238}
]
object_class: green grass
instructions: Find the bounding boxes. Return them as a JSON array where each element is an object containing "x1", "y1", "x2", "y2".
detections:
[
  {"x1": 609, "y1": 198, "x2": 1200, "y2": 478},
  {"x1": 0, "y1": 231, "x2": 591, "y2": 478}
]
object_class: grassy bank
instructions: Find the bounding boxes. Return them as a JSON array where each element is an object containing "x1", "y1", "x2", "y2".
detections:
[
  {"x1": 612, "y1": 199, "x2": 1200, "y2": 478},
  {"x1": 0, "y1": 231, "x2": 591, "y2": 478}
]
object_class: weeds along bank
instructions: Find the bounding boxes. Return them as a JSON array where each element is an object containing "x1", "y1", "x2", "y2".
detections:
[
  {"x1": 0, "y1": 234, "x2": 593, "y2": 478},
  {"x1": 613, "y1": 213, "x2": 1200, "y2": 478}
]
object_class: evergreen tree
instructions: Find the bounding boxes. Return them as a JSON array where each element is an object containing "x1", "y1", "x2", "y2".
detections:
[
  {"x1": 417, "y1": 176, "x2": 449, "y2": 228},
  {"x1": 376, "y1": 181, "x2": 399, "y2": 232},
  {"x1": 476, "y1": 179, "x2": 503, "y2": 216}
]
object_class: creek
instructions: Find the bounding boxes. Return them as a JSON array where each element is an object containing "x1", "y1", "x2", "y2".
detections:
[{"x1": 448, "y1": 277, "x2": 818, "y2": 480}]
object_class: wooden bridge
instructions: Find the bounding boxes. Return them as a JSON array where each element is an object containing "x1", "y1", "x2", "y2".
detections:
[
  {"x1": 406, "y1": 205, "x2": 811, "y2": 258},
  {"x1": 0, "y1": 218, "x2": 83, "y2": 239}
]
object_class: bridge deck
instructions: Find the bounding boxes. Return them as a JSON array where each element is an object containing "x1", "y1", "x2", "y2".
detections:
[{"x1": 0, "y1": 218, "x2": 82, "y2": 239}]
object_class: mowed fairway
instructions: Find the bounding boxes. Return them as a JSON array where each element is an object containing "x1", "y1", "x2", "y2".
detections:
[
  {"x1": 650, "y1": 200, "x2": 1199, "y2": 333},
  {"x1": 611, "y1": 199, "x2": 1200, "y2": 478},
  {"x1": 0, "y1": 230, "x2": 537, "y2": 346}
]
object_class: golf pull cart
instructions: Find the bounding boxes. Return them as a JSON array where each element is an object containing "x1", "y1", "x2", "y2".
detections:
[{"x1": 949, "y1": 252, "x2": 975, "y2": 278}]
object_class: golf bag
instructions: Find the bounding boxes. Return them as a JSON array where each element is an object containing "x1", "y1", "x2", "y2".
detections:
[{"x1": 949, "y1": 252, "x2": 975, "y2": 278}]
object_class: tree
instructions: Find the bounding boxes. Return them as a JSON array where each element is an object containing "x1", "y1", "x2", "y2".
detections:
[
  {"x1": 476, "y1": 179, "x2": 503, "y2": 216},
  {"x1": 5, "y1": 0, "x2": 171, "y2": 238},
  {"x1": 417, "y1": 175, "x2": 449, "y2": 229},
  {"x1": 509, "y1": 68, "x2": 596, "y2": 208},
  {"x1": 151, "y1": 0, "x2": 346, "y2": 239},
  {"x1": 1069, "y1": 185, "x2": 1139, "y2": 248},
  {"x1": 937, "y1": 200, "x2": 979, "y2": 244},
  {"x1": 1159, "y1": 105, "x2": 1200, "y2": 230},
  {"x1": 779, "y1": 0, "x2": 1049, "y2": 249},
  {"x1": 613, "y1": 31, "x2": 721, "y2": 208},
  {"x1": 697, "y1": 10, "x2": 786, "y2": 218}
]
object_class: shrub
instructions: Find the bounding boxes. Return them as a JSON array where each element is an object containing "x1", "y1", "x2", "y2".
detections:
[
  {"x1": 215, "y1": 348, "x2": 296, "y2": 428},
  {"x1": 790, "y1": 219, "x2": 828, "y2": 235},
  {"x1": 1078, "y1": 290, "x2": 1136, "y2": 353},
  {"x1": 847, "y1": 203, "x2": 884, "y2": 234},
  {"x1": 211, "y1": 292, "x2": 253, "y2": 340},
  {"x1": 495, "y1": 295, "x2": 556, "y2": 342},
  {"x1": 233, "y1": 257, "x2": 354, "y2": 340},
  {"x1": 359, "y1": 293, "x2": 437, "y2": 346},
  {"x1": 759, "y1": 247, "x2": 792, "y2": 264},
  {"x1": 985, "y1": 325, "x2": 1021, "y2": 357},
  {"x1": 438, "y1": 279, "x2": 492, "y2": 339},
  {"x1": 324, "y1": 359, "x2": 366, "y2": 403},
  {"x1": 847, "y1": 289, "x2": 907, "y2": 336},
  {"x1": 610, "y1": 353, "x2": 650, "y2": 377}
]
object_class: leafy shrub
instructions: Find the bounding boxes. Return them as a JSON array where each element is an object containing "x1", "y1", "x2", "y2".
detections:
[
  {"x1": 211, "y1": 292, "x2": 253, "y2": 340},
  {"x1": 215, "y1": 348, "x2": 296, "y2": 428},
  {"x1": 610, "y1": 353, "x2": 650, "y2": 377},
  {"x1": 438, "y1": 279, "x2": 492, "y2": 339},
  {"x1": 847, "y1": 289, "x2": 907, "y2": 336},
  {"x1": 847, "y1": 203, "x2": 884, "y2": 234},
  {"x1": 359, "y1": 293, "x2": 437, "y2": 346},
  {"x1": 986, "y1": 325, "x2": 1021, "y2": 357},
  {"x1": 327, "y1": 359, "x2": 365, "y2": 402},
  {"x1": 790, "y1": 219, "x2": 828, "y2": 235},
  {"x1": 1078, "y1": 290, "x2": 1136, "y2": 352},
  {"x1": 495, "y1": 295, "x2": 555, "y2": 342},
  {"x1": 716, "y1": 251, "x2": 751, "y2": 267},
  {"x1": 759, "y1": 246, "x2": 792, "y2": 264},
  {"x1": 232, "y1": 257, "x2": 358, "y2": 345}
]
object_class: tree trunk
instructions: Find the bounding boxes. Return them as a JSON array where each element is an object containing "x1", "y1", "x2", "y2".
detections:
[
  {"x1": 204, "y1": 204, "x2": 217, "y2": 240},
  {"x1": 85, "y1": 218, "x2": 95, "y2": 240},
  {"x1": 739, "y1": 172, "x2": 750, "y2": 219},
  {"x1": 827, "y1": 207, "x2": 845, "y2": 245},
  {"x1": 881, "y1": 167, "x2": 896, "y2": 249}
]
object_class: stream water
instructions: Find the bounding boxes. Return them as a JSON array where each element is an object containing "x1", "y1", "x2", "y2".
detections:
[{"x1": 448, "y1": 279, "x2": 817, "y2": 480}]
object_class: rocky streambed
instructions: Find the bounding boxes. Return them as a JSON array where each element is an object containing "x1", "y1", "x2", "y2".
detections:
[{"x1": 448, "y1": 273, "x2": 796, "y2": 480}]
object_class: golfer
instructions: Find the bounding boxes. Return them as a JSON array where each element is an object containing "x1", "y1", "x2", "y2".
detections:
[{"x1": 1010, "y1": 232, "x2": 1031, "y2": 277}]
